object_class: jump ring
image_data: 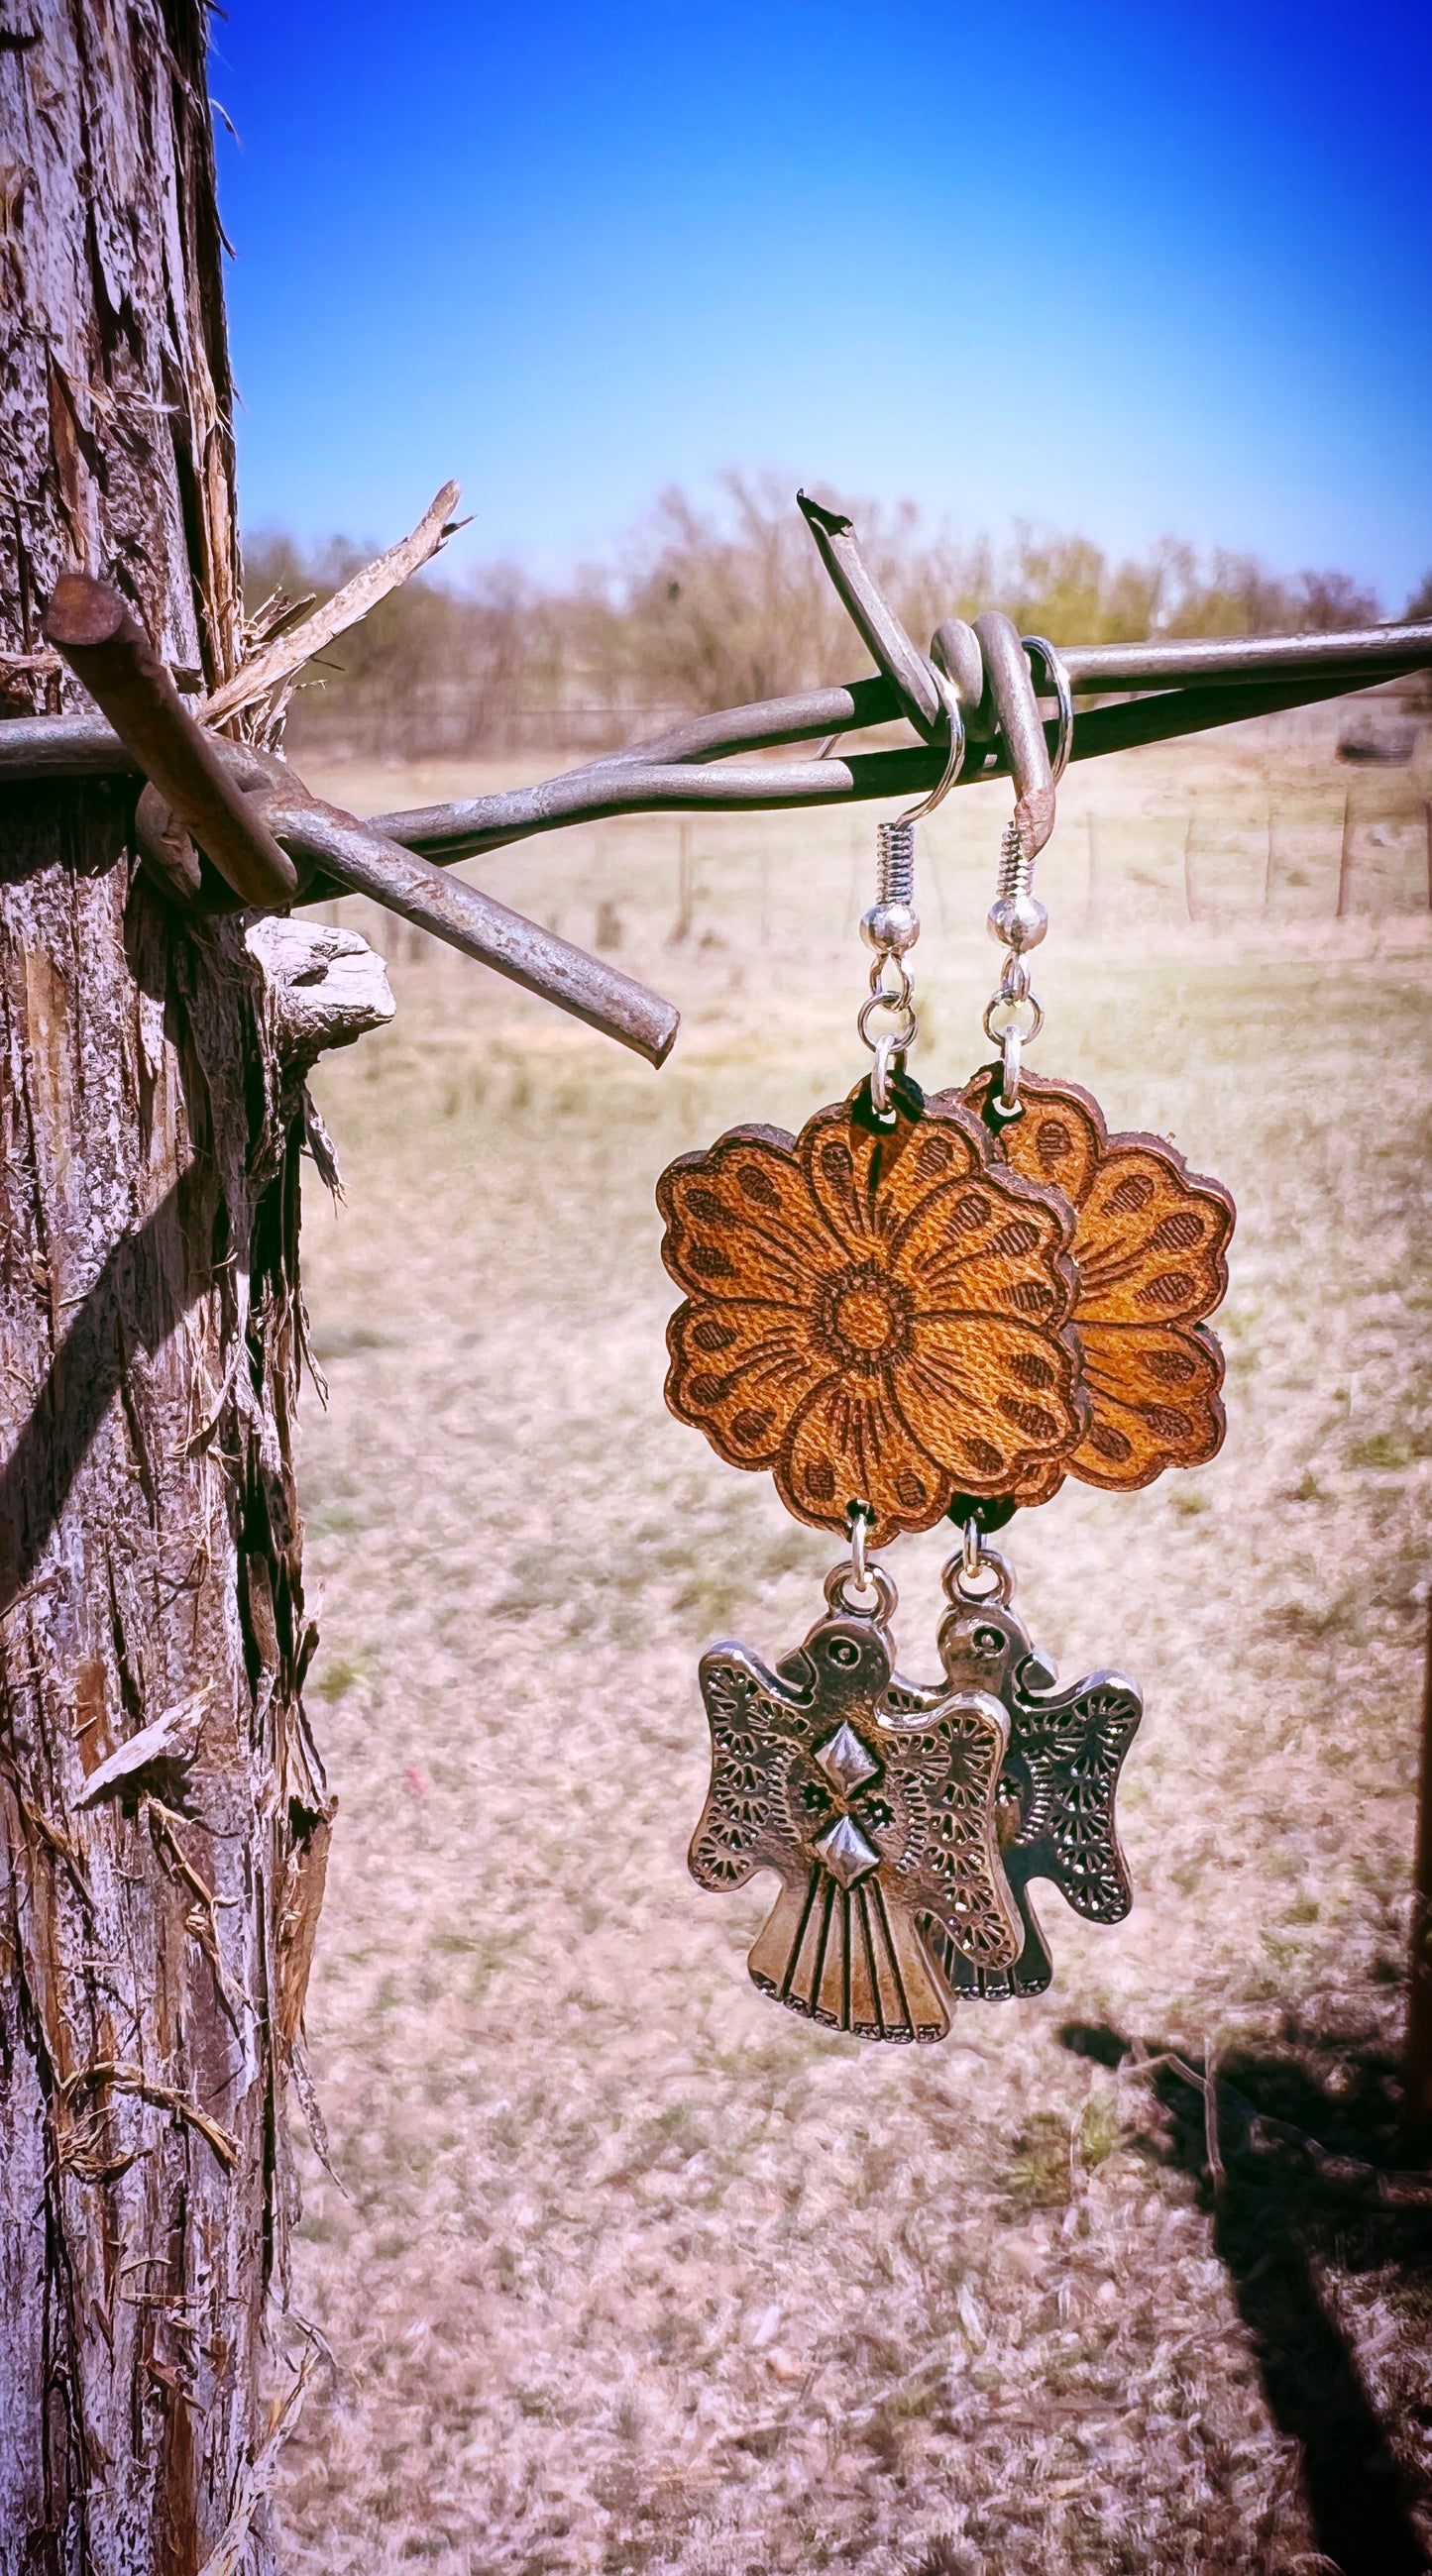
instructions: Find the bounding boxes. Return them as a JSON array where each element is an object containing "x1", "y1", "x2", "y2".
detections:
[
  {"x1": 870, "y1": 1031, "x2": 899, "y2": 1115},
  {"x1": 859, "y1": 989, "x2": 919, "y2": 1053},
  {"x1": 825, "y1": 1560, "x2": 898, "y2": 1622},
  {"x1": 981, "y1": 991, "x2": 1044, "y2": 1046},
  {"x1": 941, "y1": 1545, "x2": 1014, "y2": 1607},
  {"x1": 848, "y1": 1507, "x2": 871, "y2": 1592},
  {"x1": 999, "y1": 1023, "x2": 1022, "y2": 1113}
]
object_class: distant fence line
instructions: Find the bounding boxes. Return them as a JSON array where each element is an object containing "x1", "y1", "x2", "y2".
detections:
[
  {"x1": 1079, "y1": 790, "x2": 1432, "y2": 929},
  {"x1": 328, "y1": 776, "x2": 1432, "y2": 977},
  {"x1": 291, "y1": 699, "x2": 694, "y2": 760}
]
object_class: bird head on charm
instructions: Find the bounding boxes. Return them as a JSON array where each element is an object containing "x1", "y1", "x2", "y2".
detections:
[
  {"x1": 776, "y1": 1605, "x2": 895, "y2": 1715},
  {"x1": 936, "y1": 1591, "x2": 1056, "y2": 1703}
]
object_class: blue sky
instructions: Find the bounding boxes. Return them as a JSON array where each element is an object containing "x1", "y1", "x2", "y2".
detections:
[{"x1": 213, "y1": 1, "x2": 1432, "y2": 605}]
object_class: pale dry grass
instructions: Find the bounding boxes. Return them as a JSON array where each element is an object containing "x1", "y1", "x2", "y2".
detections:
[{"x1": 275, "y1": 722, "x2": 1432, "y2": 2573}]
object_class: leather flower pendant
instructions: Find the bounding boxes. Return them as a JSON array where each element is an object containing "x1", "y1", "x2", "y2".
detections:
[
  {"x1": 658, "y1": 1084, "x2": 1083, "y2": 1542},
  {"x1": 955, "y1": 1068, "x2": 1235, "y2": 1504}
]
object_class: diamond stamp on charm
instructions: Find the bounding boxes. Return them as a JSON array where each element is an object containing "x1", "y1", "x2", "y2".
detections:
[
  {"x1": 815, "y1": 1721, "x2": 880, "y2": 1797},
  {"x1": 688, "y1": 1561, "x2": 1022, "y2": 2045},
  {"x1": 813, "y1": 1812, "x2": 880, "y2": 1887}
]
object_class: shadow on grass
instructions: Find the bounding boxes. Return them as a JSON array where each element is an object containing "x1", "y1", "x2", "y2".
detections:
[{"x1": 1063, "y1": 2021, "x2": 1432, "y2": 2576}]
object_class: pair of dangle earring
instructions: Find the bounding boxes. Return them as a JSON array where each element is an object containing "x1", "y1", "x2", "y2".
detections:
[
  {"x1": 656, "y1": 642, "x2": 1233, "y2": 2041},
  {"x1": 688, "y1": 1531, "x2": 1144, "y2": 2043}
]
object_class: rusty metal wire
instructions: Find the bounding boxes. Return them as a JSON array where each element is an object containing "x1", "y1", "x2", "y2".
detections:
[{"x1": 7, "y1": 508, "x2": 1431, "y2": 1059}]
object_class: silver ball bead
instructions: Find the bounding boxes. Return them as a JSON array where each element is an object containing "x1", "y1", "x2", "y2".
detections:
[
  {"x1": 986, "y1": 892, "x2": 1047, "y2": 952},
  {"x1": 861, "y1": 900, "x2": 921, "y2": 955}
]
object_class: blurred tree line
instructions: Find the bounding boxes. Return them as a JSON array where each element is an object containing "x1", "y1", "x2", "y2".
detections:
[{"x1": 244, "y1": 471, "x2": 1412, "y2": 761}]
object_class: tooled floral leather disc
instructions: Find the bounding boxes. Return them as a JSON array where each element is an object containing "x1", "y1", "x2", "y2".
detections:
[
  {"x1": 953, "y1": 1067, "x2": 1235, "y2": 1504},
  {"x1": 657, "y1": 1084, "x2": 1085, "y2": 1544}
]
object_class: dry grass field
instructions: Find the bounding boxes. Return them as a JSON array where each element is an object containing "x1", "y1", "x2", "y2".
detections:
[{"x1": 273, "y1": 715, "x2": 1432, "y2": 2574}]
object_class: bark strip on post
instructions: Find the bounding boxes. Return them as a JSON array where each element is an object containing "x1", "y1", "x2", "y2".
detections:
[{"x1": 0, "y1": 9, "x2": 387, "y2": 2566}]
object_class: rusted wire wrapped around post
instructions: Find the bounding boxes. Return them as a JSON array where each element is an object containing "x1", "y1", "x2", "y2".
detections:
[
  {"x1": 28, "y1": 585, "x2": 681, "y2": 1065},
  {"x1": 261, "y1": 788, "x2": 679, "y2": 1067},
  {"x1": 43, "y1": 574, "x2": 298, "y2": 909},
  {"x1": 8, "y1": 622, "x2": 1432, "y2": 874},
  {"x1": 1, "y1": 664, "x2": 1425, "y2": 866}
]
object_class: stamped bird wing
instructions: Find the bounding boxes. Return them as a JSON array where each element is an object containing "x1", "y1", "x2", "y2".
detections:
[
  {"x1": 689, "y1": 1645, "x2": 811, "y2": 1891},
  {"x1": 1005, "y1": 1670, "x2": 1144, "y2": 1924},
  {"x1": 882, "y1": 1690, "x2": 1022, "y2": 1972},
  {"x1": 931, "y1": 1673, "x2": 1141, "y2": 1999}
]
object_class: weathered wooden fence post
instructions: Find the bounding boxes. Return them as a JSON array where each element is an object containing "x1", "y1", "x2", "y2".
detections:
[{"x1": 0, "y1": 10, "x2": 386, "y2": 2564}]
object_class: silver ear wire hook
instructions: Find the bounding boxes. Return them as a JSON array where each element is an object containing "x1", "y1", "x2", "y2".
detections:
[
  {"x1": 863, "y1": 667, "x2": 966, "y2": 959},
  {"x1": 897, "y1": 664, "x2": 967, "y2": 826},
  {"x1": 857, "y1": 666, "x2": 965, "y2": 1111},
  {"x1": 1022, "y1": 635, "x2": 1074, "y2": 785},
  {"x1": 974, "y1": 632, "x2": 1074, "y2": 1116}
]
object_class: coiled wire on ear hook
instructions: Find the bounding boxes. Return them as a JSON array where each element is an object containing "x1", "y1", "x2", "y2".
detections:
[
  {"x1": 980, "y1": 642, "x2": 1074, "y2": 1117},
  {"x1": 872, "y1": 814, "x2": 916, "y2": 926},
  {"x1": 862, "y1": 674, "x2": 966, "y2": 959},
  {"x1": 993, "y1": 814, "x2": 1036, "y2": 920},
  {"x1": 858, "y1": 666, "x2": 967, "y2": 1112}
]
